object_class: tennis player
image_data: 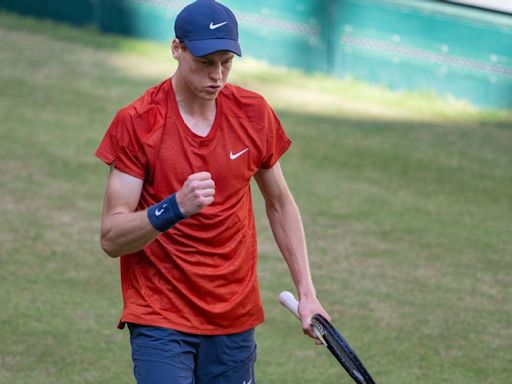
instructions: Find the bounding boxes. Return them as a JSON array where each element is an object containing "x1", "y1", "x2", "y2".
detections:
[{"x1": 95, "y1": 0, "x2": 329, "y2": 383}]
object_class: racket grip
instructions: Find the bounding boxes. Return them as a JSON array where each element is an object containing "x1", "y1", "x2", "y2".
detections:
[
  {"x1": 279, "y1": 291, "x2": 300, "y2": 320},
  {"x1": 279, "y1": 291, "x2": 327, "y2": 346}
]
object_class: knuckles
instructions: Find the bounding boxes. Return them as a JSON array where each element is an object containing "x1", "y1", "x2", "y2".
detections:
[{"x1": 180, "y1": 173, "x2": 215, "y2": 215}]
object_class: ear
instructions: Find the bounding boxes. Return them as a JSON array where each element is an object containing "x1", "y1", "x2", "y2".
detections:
[{"x1": 171, "y1": 38, "x2": 183, "y2": 60}]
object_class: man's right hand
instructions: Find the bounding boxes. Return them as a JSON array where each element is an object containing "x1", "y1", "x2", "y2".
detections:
[{"x1": 176, "y1": 172, "x2": 216, "y2": 217}]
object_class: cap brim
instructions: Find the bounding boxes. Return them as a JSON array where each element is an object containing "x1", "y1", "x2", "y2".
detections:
[{"x1": 185, "y1": 39, "x2": 242, "y2": 57}]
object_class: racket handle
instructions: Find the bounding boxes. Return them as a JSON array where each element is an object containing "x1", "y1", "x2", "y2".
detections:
[
  {"x1": 279, "y1": 291, "x2": 327, "y2": 346},
  {"x1": 279, "y1": 291, "x2": 300, "y2": 319}
]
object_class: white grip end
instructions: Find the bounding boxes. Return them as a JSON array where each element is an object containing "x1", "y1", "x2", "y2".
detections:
[{"x1": 278, "y1": 291, "x2": 300, "y2": 320}]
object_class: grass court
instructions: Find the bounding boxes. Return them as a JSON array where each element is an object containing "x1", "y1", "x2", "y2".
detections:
[{"x1": 0, "y1": 11, "x2": 511, "y2": 384}]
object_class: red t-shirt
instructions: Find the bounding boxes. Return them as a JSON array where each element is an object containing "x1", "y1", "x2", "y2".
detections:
[{"x1": 95, "y1": 78, "x2": 291, "y2": 334}]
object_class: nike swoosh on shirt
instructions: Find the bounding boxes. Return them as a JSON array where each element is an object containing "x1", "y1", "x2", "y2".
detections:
[
  {"x1": 209, "y1": 21, "x2": 228, "y2": 29},
  {"x1": 230, "y1": 148, "x2": 249, "y2": 160}
]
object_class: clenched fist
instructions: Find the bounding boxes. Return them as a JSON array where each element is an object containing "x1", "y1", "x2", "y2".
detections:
[{"x1": 176, "y1": 172, "x2": 215, "y2": 217}]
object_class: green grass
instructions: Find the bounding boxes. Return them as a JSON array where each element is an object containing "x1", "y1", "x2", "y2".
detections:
[{"x1": 1, "y1": 11, "x2": 511, "y2": 384}]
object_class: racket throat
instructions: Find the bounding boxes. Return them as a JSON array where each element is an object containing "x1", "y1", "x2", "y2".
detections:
[{"x1": 314, "y1": 329, "x2": 328, "y2": 346}]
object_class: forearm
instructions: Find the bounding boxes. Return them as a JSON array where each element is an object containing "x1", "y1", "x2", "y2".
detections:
[
  {"x1": 266, "y1": 194, "x2": 316, "y2": 299},
  {"x1": 100, "y1": 169, "x2": 213, "y2": 258},
  {"x1": 101, "y1": 209, "x2": 160, "y2": 258},
  {"x1": 256, "y1": 163, "x2": 329, "y2": 335}
]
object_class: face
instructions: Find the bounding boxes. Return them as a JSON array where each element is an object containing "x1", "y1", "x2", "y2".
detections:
[{"x1": 172, "y1": 40, "x2": 235, "y2": 101}]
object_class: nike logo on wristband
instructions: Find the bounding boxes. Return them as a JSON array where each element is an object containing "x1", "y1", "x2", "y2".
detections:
[
  {"x1": 155, "y1": 204, "x2": 168, "y2": 216},
  {"x1": 230, "y1": 148, "x2": 249, "y2": 160}
]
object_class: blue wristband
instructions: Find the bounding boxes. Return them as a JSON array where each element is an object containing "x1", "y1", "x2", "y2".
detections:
[{"x1": 147, "y1": 193, "x2": 186, "y2": 232}]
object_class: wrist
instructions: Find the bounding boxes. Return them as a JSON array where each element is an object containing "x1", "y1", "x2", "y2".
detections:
[
  {"x1": 147, "y1": 193, "x2": 186, "y2": 232},
  {"x1": 297, "y1": 285, "x2": 317, "y2": 301},
  {"x1": 175, "y1": 190, "x2": 189, "y2": 217}
]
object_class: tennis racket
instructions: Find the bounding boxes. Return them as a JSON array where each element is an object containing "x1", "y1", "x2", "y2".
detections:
[{"x1": 279, "y1": 291, "x2": 376, "y2": 384}]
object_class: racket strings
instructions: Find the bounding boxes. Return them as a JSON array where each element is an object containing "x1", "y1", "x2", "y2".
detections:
[{"x1": 312, "y1": 315, "x2": 376, "y2": 384}]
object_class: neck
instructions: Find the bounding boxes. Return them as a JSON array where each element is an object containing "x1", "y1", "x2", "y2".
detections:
[
  {"x1": 171, "y1": 75, "x2": 216, "y2": 118},
  {"x1": 171, "y1": 75, "x2": 217, "y2": 137}
]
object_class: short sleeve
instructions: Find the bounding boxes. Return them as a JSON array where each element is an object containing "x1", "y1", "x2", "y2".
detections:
[
  {"x1": 260, "y1": 104, "x2": 292, "y2": 169},
  {"x1": 95, "y1": 107, "x2": 148, "y2": 180}
]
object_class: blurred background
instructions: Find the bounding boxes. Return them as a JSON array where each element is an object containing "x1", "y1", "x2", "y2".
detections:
[
  {"x1": 0, "y1": 1, "x2": 511, "y2": 384},
  {"x1": 1, "y1": 0, "x2": 511, "y2": 108}
]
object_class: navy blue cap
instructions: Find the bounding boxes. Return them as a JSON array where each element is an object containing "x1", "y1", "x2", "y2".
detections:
[{"x1": 174, "y1": 0, "x2": 242, "y2": 57}]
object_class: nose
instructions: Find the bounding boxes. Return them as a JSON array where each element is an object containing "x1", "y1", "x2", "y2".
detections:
[{"x1": 210, "y1": 62, "x2": 223, "y2": 81}]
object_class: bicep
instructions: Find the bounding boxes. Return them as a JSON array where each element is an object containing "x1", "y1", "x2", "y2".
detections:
[
  {"x1": 102, "y1": 165, "x2": 144, "y2": 218},
  {"x1": 254, "y1": 161, "x2": 290, "y2": 205}
]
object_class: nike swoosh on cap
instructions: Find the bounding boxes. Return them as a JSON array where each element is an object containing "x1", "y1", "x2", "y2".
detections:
[{"x1": 209, "y1": 21, "x2": 228, "y2": 29}]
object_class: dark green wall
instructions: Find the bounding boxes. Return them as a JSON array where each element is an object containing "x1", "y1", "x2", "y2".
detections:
[
  {"x1": 1, "y1": 0, "x2": 511, "y2": 108},
  {"x1": 333, "y1": 0, "x2": 512, "y2": 108}
]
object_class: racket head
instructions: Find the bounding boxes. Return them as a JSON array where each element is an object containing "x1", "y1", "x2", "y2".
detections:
[{"x1": 311, "y1": 314, "x2": 376, "y2": 384}]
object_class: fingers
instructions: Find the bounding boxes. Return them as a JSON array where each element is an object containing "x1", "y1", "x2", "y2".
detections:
[
  {"x1": 176, "y1": 172, "x2": 216, "y2": 217},
  {"x1": 298, "y1": 297, "x2": 331, "y2": 344},
  {"x1": 191, "y1": 171, "x2": 214, "y2": 182},
  {"x1": 303, "y1": 325, "x2": 317, "y2": 339},
  {"x1": 302, "y1": 319, "x2": 325, "y2": 346}
]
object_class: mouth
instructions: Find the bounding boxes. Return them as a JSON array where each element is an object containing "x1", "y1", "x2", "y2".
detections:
[{"x1": 204, "y1": 84, "x2": 222, "y2": 94}]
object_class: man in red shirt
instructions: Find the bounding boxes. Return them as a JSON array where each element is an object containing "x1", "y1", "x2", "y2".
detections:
[{"x1": 96, "y1": 0, "x2": 329, "y2": 382}]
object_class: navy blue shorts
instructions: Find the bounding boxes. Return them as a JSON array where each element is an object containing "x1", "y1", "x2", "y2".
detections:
[{"x1": 128, "y1": 324, "x2": 256, "y2": 384}]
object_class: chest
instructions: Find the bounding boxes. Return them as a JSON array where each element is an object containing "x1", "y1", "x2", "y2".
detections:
[{"x1": 150, "y1": 115, "x2": 265, "y2": 202}]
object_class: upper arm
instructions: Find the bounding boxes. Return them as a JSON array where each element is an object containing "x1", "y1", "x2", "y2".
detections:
[
  {"x1": 102, "y1": 165, "x2": 144, "y2": 219},
  {"x1": 254, "y1": 161, "x2": 291, "y2": 206}
]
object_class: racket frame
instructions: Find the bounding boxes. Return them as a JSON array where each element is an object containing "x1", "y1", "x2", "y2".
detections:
[{"x1": 279, "y1": 291, "x2": 376, "y2": 384}]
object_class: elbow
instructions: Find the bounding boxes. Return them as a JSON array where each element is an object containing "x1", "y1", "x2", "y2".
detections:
[
  {"x1": 100, "y1": 229, "x2": 121, "y2": 258},
  {"x1": 265, "y1": 191, "x2": 295, "y2": 213},
  {"x1": 100, "y1": 238, "x2": 119, "y2": 258},
  {"x1": 265, "y1": 200, "x2": 282, "y2": 216}
]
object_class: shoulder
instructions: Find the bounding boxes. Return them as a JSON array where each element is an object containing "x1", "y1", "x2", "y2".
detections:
[
  {"x1": 111, "y1": 78, "x2": 171, "y2": 142},
  {"x1": 220, "y1": 83, "x2": 274, "y2": 125},
  {"x1": 222, "y1": 83, "x2": 267, "y2": 103}
]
